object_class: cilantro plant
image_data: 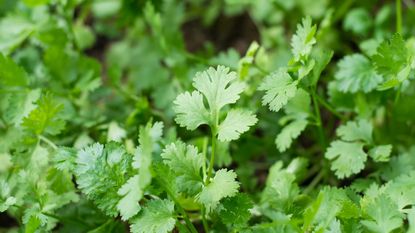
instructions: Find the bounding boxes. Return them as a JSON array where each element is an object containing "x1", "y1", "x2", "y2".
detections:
[{"x1": 2, "y1": 0, "x2": 415, "y2": 233}]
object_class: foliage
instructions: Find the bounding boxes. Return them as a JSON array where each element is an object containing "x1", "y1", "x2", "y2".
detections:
[{"x1": 1, "y1": 0, "x2": 415, "y2": 233}]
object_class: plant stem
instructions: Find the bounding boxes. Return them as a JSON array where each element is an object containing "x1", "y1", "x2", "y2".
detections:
[
  {"x1": 201, "y1": 207, "x2": 209, "y2": 233},
  {"x1": 202, "y1": 137, "x2": 208, "y2": 182},
  {"x1": 310, "y1": 88, "x2": 326, "y2": 148},
  {"x1": 206, "y1": 128, "x2": 217, "y2": 185},
  {"x1": 315, "y1": 94, "x2": 346, "y2": 121},
  {"x1": 303, "y1": 170, "x2": 324, "y2": 195},
  {"x1": 396, "y1": 0, "x2": 402, "y2": 34},
  {"x1": 156, "y1": 176, "x2": 198, "y2": 233},
  {"x1": 394, "y1": 85, "x2": 402, "y2": 104},
  {"x1": 39, "y1": 135, "x2": 58, "y2": 150}
]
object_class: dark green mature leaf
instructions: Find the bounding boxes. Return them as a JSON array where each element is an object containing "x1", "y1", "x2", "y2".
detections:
[{"x1": 75, "y1": 142, "x2": 133, "y2": 217}]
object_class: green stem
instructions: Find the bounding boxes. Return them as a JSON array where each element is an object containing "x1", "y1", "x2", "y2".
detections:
[
  {"x1": 394, "y1": 85, "x2": 402, "y2": 104},
  {"x1": 396, "y1": 0, "x2": 402, "y2": 34},
  {"x1": 315, "y1": 94, "x2": 346, "y2": 121},
  {"x1": 303, "y1": 170, "x2": 324, "y2": 195},
  {"x1": 201, "y1": 207, "x2": 209, "y2": 233},
  {"x1": 310, "y1": 88, "x2": 326, "y2": 148},
  {"x1": 39, "y1": 135, "x2": 58, "y2": 150},
  {"x1": 202, "y1": 137, "x2": 208, "y2": 182},
  {"x1": 206, "y1": 128, "x2": 217, "y2": 185},
  {"x1": 333, "y1": 0, "x2": 355, "y2": 23},
  {"x1": 155, "y1": 177, "x2": 198, "y2": 233}
]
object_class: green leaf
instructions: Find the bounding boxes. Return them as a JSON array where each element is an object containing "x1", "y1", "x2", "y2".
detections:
[
  {"x1": 343, "y1": 8, "x2": 372, "y2": 36},
  {"x1": 291, "y1": 16, "x2": 317, "y2": 62},
  {"x1": 372, "y1": 33, "x2": 412, "y2": 90},
  {"x1": 261, "y1": 161, "x2": 299, "y2": 211},
  {"x1": 276, "y1": 119, "x2": 308, "y2": 152},
  {"x1": 0, "y1": 15, "x2": 34, "y2": 55},
  {"x1": 325, "y1": 141, "x2": 367, "y2": 178},
  {"x1": 196, "y1": 169, "x2": 239, "y2": 212},
  {"x1": 335, "y1": 54, "x2": 383, "y2": 93},
  {"x1": 219, "y1": 193, "x2": 253, "y2": 226},
  {"x1": 336, "y1": 119, "x2": 373, "y2": 143},
  {"x1": 361, "y1": 194, "x2": 403, "y2": 233},
  {"x1": 75, "y1": 142, "x2": 132, "y2": 217},
  {"x1": 117, "y1": 175, "x2": 141, "y2": 220},
  {"x1": 22, "y1": 93, "x2": 66, "y2": 135},
  {"x1": 133, "y1": 121, "x2": 164, "y2": 186},
  {"x1": 0, "y1": 180, "x2": 16, "y2": 212},
  {"x1": 173, "y1": 91, "x2": 210, "y2": 130},
  {"x1": 217, "y1": 109, "x2": 257, "y2": 142},
  {"x1": 193, "y1": 65, "x2": 245, "y2": 112},
  {"x1": 369, "y1": 145, "x2": 392, "y2": 162},
  {"x1": 0, "y1": 53, "x2": 29, "y2": 87},
  {"x1": 53, "y1": 147, "x2": 77, "y2": 172},
  {"x1": 258, "y1": 69, "x2": 298, "y2": 112},
  {"x1": 161, "y1": 141, "x2": 204, "y2": 196},
  {"x1": 131, "y1": 199, "x2": 176, "y2": 233}
]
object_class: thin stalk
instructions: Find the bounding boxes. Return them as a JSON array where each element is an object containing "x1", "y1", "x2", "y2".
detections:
[
  {"x1": 155, "y1": 176, "x2": 198, "y2": 233},
  {"x1": 202, "y1": 137, "x2": 208, "y2": 182},
  {"x1": 206, "y1": 128, "x2": 217, "y2": 185},
  {"x1": 303, "y1": 170, "x2": 324, "y2": 195},
  {"x1": 315, "y1": 94, "x2": 346, "y2": 121},
  {"x1": 310, "y1": 88, "x2": 326, "y2": 148},
  {"x1": 201, "y1": 207, "x2": 209, "y2": 233},
  {"x1": 39, "y1": 135, "x2": 58, "y2": 150},
  {"x1": 394, "y1": 85, "x2": 402, "y2": 104},
  {"x1": 333, "y1": 0, "x2": 355, "y2": 23},
  {"x1": 176, "y1": 220, "x2": 192, "y2": 233},
  {"x1": 396, "y1": 0, "x2": 402, "y2": 34}
]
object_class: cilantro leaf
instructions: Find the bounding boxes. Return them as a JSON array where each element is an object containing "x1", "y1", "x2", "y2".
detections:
[
  {"x1": 372, "y1": 33, "x2": 412, "y2": 90},
  {"x1": 217, "y1": 109, "x2": 257, "y2": 142},
  {"x1": 196, "y1": 169, "x2": 239, "y2": 212},
  {"x1": 335, "y1": 54, "x2": 383, "y2": 93},
  {"x1": 0, "y1": 53, "x2": 29, "y2": 87},
  {"x1": 117, "y1": 175, "x2": 141, "y2": 220},
  {"x1": 173, "y1": 91, "x2": 209, "y2": 130},
  {"x1": 261, "y1": 161, "x2": 299, "y2": 211},
  {"x1": 276, "y1": 119, "x2": 308, "y2": 152},
  {"x1": 0, "y1": 180, "x2": 16, "y2": 212},
  {"x1": 22, "y1": 93, "x2": 66, "y2": 136},
  {"x1": 369, "y1": 145, "x2": 392, "y2": 162},
  {"x1": 258, "y1": 69, "x2": 298, "y2": 112},
  {"x1": 219, "y1": 193, "x2": 253, "y2": 227},
  {"x1": 131, "y1": 199, "x2": 176, "y2": 233},
  {"x1": 291, "y1": 16, "x2": 317, "y2": 62},
  {"x1": 174, "y1": 66, "x2": 256, "y2": 140},
  {"x1": 193, "y1": 65, "x2": 245, "y2": 111},
  {"x1": 361, "y1": 194, "x2": 403, "y2": 233},
  {"x1": 336, "y1": 119, "x2": 373, "y2": 143},
  {"x1": 325, "y1": 141, "x2": 367, "y2": 178},
  {"x1": 75, "y1": 142, "x2": 132, "y2": 217},
  {"x1": 161, "y1": 141, "x2": 204, "y2": 196},
  {"x1": 275, "y1": 89, "x2": 311, "y2": 152}
]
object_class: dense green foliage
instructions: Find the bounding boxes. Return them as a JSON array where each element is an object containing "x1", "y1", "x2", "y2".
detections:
[{"x1": 1, "y1": 0, "x2": 415, "y2": 232}]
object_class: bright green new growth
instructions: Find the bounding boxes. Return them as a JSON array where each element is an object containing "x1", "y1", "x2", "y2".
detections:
[{"x1": 291, "y1": 16, "x2": 317, "y2": 62}]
